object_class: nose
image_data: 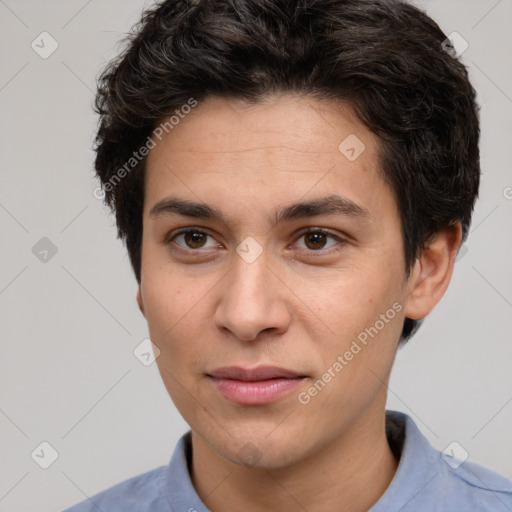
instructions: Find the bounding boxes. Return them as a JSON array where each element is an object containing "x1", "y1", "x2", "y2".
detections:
[{"x1": 214, "y1": 248, "x2": 292, "y2": 342}]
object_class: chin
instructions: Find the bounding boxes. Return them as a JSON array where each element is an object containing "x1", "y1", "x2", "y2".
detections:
[{"x1": 208, "y1": 427, "x2": 309, "y2": 470}]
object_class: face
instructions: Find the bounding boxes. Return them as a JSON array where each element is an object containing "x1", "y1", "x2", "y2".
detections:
[{"x1": 139, "y1": 94, "x2": 411, "y2": 469}]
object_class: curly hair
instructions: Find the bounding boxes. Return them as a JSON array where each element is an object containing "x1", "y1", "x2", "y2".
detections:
[{"x1": 94, "y1": 0, "x2": 480, "y2": 343}]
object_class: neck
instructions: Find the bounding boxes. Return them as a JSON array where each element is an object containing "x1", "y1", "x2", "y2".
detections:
[{"x1": 190, "y1": 407, "x2": 398, "y2": 512}]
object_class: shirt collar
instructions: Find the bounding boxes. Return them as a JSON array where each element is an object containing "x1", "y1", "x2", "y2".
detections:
[
  {"x1": 369, "y1": 410, "x2": 441, "y2": 511},
  {"x1": 165, "y1": 430, "x2": 210, "y2": 512},
  {"x1": 164, "y1": 410, "x2": 439, "y2": 511}
]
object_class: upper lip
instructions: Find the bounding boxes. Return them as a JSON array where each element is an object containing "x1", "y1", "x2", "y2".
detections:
[{"x1": 207, "y1": 366, "x2": 304, "y2": 381}]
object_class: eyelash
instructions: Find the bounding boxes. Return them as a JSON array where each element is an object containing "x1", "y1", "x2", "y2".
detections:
[{"x1": 166, "y1": 227, "x2": 347, "y2": 256}]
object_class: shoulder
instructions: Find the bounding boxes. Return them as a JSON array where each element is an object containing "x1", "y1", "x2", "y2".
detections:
[
  {"x1": 376, "y1": 411, "x2": 512, "y2": 511},
  {"x1": 62, "y1": 465, "x2": 169, "y2": 512},
  {"x1": 442, "y1": 457, "x2": 512, "y2": 508}
]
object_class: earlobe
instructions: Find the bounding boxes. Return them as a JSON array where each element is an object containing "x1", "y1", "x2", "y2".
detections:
[
  {"x1": 136, "y1": 288, "x2": 146, "y2": 317},
  {"x1": 403, "y1": 223, "x2": 462, "y2": 321}
]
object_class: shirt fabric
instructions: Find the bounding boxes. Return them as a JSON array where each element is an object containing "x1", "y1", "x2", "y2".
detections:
[{"x1": 63, "y1": 410, "x2": 512, "y2": 511}]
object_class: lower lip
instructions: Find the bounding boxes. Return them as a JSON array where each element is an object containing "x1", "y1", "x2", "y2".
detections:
[{"x1": 208, "y1": 376, "x2": 305, "y2": 405}]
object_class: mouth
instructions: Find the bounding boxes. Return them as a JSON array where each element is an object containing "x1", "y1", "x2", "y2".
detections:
[{"x1": 206, "y1": 366, "x2": 307, "y2": 405}]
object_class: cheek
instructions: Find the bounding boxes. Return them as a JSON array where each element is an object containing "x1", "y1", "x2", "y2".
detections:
[
  {"x1": 141, "y1": 276, "x2": 205, "y2": 378},
  {"x1": 141, "y1": 260, "x2": 201, "y2": 330},
  {"x1": 302, "y1": 265, "x2": 399, "y2": 336},
  {"x1": 299, "y1": 282, "x2": 403, "y2": 419},
  {"x1": 144, "y1": 273, "x2": 210, "y2": 407},
  {"x1": 297, "y1": 260, "x2": 404, "y2": 385}
]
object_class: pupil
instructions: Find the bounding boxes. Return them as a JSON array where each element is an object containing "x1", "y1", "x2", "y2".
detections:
[
  {"x1": 185, "y1": 232, "x2": 206, "y2": 248},
  {"x1": 306, "y1": 232, "x2": 326, "y2": 250}
]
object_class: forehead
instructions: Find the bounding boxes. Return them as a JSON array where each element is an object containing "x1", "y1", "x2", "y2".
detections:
[
  {"x1": 143, "y1": 94, "x2": 396, "y2": 224},
  {"x1": 148, "y1": 94, "x2": 377, "y2": 157}
]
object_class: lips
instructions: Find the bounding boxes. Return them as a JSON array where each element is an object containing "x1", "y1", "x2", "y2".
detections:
[
  {"x1": 208, "y1": 366, "x2": 304, "y2": 381},
  {"x1": 207, "y1": 366, "x2": 306, "y2": 405}
]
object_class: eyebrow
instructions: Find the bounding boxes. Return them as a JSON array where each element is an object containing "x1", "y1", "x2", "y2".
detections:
[{"x1": 149, "y1": 194, "x2": 369, "y2": 225}]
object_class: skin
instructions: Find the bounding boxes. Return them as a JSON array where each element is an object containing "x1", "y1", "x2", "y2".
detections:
[{"x1": 137, "y1": 94, "x2": 461, "y2": 512}]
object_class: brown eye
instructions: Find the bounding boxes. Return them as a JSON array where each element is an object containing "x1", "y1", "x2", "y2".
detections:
[
  {"x1": 169, "y1": 229, "x2": 218, "y2": 250},
  {"x1": 183, "y1": 231, "x2": 207, "y2": 249},
  {"x1": 304, "y1": 232, "x2": 329, "y2": 250},
  {"x1": 295, "y1": 229, "x2": 342, "y2": 252}
]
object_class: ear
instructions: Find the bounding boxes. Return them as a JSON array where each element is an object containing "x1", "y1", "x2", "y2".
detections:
[
  {"x1": 403, "y1": 223, "x2": 462, "y2": 320},
  {"x1": 136, "y1": 287, "x2": 146, "y2": 317}
]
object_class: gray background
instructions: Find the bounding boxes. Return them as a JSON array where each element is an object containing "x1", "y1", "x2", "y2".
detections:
[{"x1": 0, "y1": 0, "x2": 511, "y2": 510}]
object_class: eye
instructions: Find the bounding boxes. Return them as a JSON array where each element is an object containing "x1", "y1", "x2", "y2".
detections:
[
  {"x1": 168, "y1": 228, "x2": 219, "y2": 250},
  {"x1": 293, "y1": 228, "x2": 345, "y2": 253},
  {"x1": 166, "y1": 227, "x2": 346, "y2": 255}
]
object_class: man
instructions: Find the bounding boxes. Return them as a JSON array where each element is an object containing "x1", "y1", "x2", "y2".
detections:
[{"x1": 64, "y1": 0, "x2": 512, "y2": 510}]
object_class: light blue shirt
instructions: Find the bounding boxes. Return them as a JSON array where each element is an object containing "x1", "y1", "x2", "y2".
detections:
[{"x1": 63, "y1": 411, "x2": 512, "y2": 511}]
